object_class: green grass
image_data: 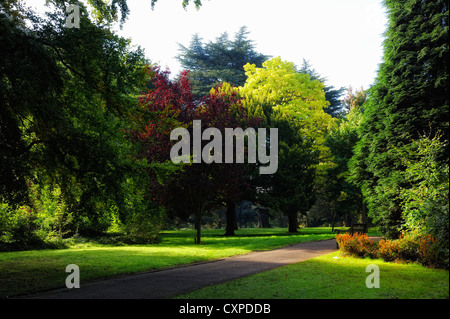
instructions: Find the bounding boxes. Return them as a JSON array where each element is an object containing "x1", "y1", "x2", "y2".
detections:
[
  {"x1": 177, "y1": 251, "x2": 449, "y2": 299},
  {"x1": 0, "y1": 227, "x2": 336, "y2": 297}
]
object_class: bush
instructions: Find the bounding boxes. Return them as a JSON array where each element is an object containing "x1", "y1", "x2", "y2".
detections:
[
  {"x1": 0, "y1": 181, "x2": 73, "y2": 251},
  {"x1": 336, "y1": 233, "x2": 377, "y2": 258},
  {"x1": 0, "y1": 203, "x2": 43, "y2": 251},
  {"x1": 120, "y1": 205, "x2": 165, "y2": 244},
  {"x1": 396, "y1": 232, "x2": 420, "y2": 261},
  {"x1": 416, "y1": 234, "x2": 442, "y2": 268},
  {"x1": 337, "y1": 231, "x2": 447, "y2": 268},
  {"x1": 28, "y1": 182, "x2": 73, "y2": 241},
  {"x1": 377, "y1": 238, "x2": 400, "y2": 262},
  {"x1": 398, "y1": 135, "x2": 449, "y2": 265}
]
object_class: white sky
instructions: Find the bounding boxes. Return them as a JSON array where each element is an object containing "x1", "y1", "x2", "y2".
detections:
[
  {"x1": 114, "y1": 0, "x2": 388, "y2": 91},
  {"x1": 26, "y1": 0, "x2": 388, "y2": 91}
]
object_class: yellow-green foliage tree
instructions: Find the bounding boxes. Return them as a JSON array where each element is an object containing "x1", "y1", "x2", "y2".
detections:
[
  {"x1": 239, "y1": 57, "x2": 336, "y2": 231},
  {"x1": 240, "y1": 57, "x2": 336, "y2": 176}
]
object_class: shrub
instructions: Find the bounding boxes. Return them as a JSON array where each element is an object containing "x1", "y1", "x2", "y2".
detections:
[
  {"x1": 120, "y1": 205, "x2": 165, "y2": 244},
  {"x1": 28, "y1": 182, "x2": 73, "y2": 241},
  {"x1": 337, "y1": 230, "x2": 446, "y2": 268},
  {"x1": 416, "y1": 234, "x2": 442, "y2": 268},
  {"x1": 377, "y1": 238, "x2": 400, "y2": 262},
  {"x1": 336, "y1": 233, "x2": 377, "y2": 258},
  {"x1": 396, "y1": 232, "x2": 420, "y2": 261},
  {"x1": 0, "y1": 203, "x2": 42, "y2": 251},
  {"x1": 398, "y1": 136, "x2": 449, "y2": 265},
  {"x1": 0, "y1": 181, "x2": 73, "y2": 251}
]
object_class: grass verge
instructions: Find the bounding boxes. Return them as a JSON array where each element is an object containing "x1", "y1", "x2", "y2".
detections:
[
  {"x1": 0, "y1": 227, "x2": 335, "y2": 298},
  {"x1": 177, "y1": 251, "x2": 449, "y2": 299}
]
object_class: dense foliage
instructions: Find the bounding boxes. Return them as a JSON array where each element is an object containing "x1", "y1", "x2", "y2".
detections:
[
  {"x1": 1, "y1": 0, "x2": 448, "y2": 261},
  {"x1": 348, "y1": 0, "x2": 449, "y2": 240},
  {"x1": 177, "y1": 27, "x2": 268, "y2": 98},
  {"x1": 0, "y1": 1, "x2": 154, "y2": 248},
  {"x1": 239, "y1": 57, "x2": 335, "y2": 232},
  {"x1": 319, "y1": 87, "x2": 367, "y2": 228},
  {"x1": 130, "y1": 67, "x2": 262, "y2": 242}
]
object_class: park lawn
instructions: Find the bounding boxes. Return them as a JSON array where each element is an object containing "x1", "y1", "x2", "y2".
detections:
[
  {"x1": 0, "y1": 227, "x2": 336, "y2": 298},
  {"x1": 177, "y1": 251, "x2": 449, "y2": 299}
]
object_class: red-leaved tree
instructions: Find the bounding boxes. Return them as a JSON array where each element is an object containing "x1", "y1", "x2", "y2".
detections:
[
  {"x1": 197, "y1": 84, "x2": 262, "y2": 235},
  {"x1": 130, "y1": 67, "x2": 262, "y2": 243}
]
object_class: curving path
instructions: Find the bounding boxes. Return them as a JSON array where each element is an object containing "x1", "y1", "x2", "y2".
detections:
[{"x1": 24, "y1": 239, "x2": 337, "y2": 299}]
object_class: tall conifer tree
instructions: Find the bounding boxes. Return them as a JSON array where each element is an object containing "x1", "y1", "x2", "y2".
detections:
[
  {"x1": 177, "y1": 26, "x2": 268, "y2": 98},
  {"x1": 349, "y1": 0, "x2": 449, "y2": 238}
]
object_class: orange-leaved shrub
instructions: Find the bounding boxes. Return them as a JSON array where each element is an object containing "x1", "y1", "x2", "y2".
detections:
[
  {"x1": 377, "y1": 239, "x2": 400, "y2": 262},
  {"x1": 336, "y1": 233, "x2": 377, "y2": 258},
  {"x1": 416, "y1": 234, "x2": 441, "y2": 268},
  {"x1": 336, "y1": 231, "x2": 445, "y2": 268}
]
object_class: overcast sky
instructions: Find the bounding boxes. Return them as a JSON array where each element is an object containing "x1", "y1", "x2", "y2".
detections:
[
  {"x1": 28, "y1": 0, "x2": 389, "y2": 91},
  {"x1": 112, "y1": 0, "x2": 388, "y2": 91}
]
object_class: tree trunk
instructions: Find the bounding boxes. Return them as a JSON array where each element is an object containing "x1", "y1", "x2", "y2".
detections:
[
  {"x1": 288, "y1": 212, "x2": 298, "y2": 233},
  {"x1": 331, "y1": 210, "x2": 336, "y2": 232},
  {"x1": 224, "y1": 200, "x2": 236, "y2": 236},
  {"x1": 195, "y1": 211, "x2": 201, "y2": 244},
  {"x1": 360, "y1": 193, "x2": 367, "y2": 224},
  {"x1": 257, "y1": 207, "x2": 271, "y2": 228}
]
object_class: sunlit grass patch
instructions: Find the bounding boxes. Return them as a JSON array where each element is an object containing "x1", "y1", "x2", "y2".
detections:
[
  {"x1": 0, "y1": 227, "x2": 335, "y2": 297},
  {"x1": 178, "y1": 251, "x2": 449, "y2": 299}
]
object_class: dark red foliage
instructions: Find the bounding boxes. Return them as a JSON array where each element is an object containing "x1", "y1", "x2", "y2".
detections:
[
  {"x1": 129, "y1": 66, "x2": 263, "y2": 216},
  {"x1": 129, "y1": 66, "x2": 196, "y2": 162}
]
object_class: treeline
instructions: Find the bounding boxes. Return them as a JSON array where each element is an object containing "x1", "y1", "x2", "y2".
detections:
[{"x1": 0, "y1": 0, "x2": 448, "y2": 267}]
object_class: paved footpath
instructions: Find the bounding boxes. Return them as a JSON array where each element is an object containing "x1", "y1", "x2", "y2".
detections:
[{"x1": 24, "y1": 239, "x2": 337, "y2": 299}]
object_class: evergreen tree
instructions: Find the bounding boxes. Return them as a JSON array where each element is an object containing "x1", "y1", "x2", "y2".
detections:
[
  {"x1": 298, "y1": 59, "x2": 346, "y2": 118},
  {"x1": 177, "y1": 26, "x2": 268, "y2": 98},
  {"x1": 348, "y1": 0, "x2": 449, "y2": 238}
]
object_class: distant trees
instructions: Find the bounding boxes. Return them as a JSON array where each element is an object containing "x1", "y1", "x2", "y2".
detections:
[
  {"x1": 131, "y1": 68, "x2": 261, "y2": 242},
  {"x1": 177, "y1": 26, "x2": 269, "y2": 98},
  {"x1": 132, "y1": 56, "x2": 337, "y2": 238},
  {"x1": 322, "y1": 87, "x2": 367, "y2": 229}
]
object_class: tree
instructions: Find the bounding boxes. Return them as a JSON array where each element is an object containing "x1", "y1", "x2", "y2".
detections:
[
  {"x1": 258, "y1": 115, "x2": 317, "y2": 232},
  {"x1": 177, "y1": 26, "x2": 269, "y2": 98},
  {"x1": 323, "y1": 87, "x2": 367, "y2": 229},
  {"x1": 198, "y1": 83, "x2": 263, "y2": 236},
  {"x1": 240, "y1": 57, "x2": 335, "y2": 232},
  {"x1": 59, "y1": 0, "x2": 203, "y2": 24},
  {"x1": 130, "y1": 67, "x2": 209, "y2": 243},
  {"x1": 129, "y1": 68, "x2": 195, "y2": 207},
  {"x1": 241, "y1": 57, "x2": 336, "y2": 171},
  {"x1": 1, "y1": 2, "x2": 151, "y2": 236},
  {"x1": 298, "y1": 59, "x2": 346, "y2": 118},
  {"x1": 131, "y1": 68, "x2": 261, "y2": 242},
  {"x1": 348, "y1": 0, "x2": 449, "y2": 239}
]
